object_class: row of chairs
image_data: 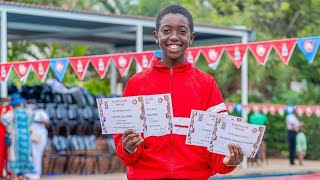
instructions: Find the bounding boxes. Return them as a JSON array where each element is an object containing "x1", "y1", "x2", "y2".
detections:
[
  {"x1": 43, "y1": 135, "x2": 124, "y2": 174},
  {"x1": 43, "y1": 103, "x2": 101, "y2": 136}
]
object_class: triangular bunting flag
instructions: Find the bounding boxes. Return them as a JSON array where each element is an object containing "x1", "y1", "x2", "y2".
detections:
[
  {"x1": 50, "y1": 58, "x2": 69, "y2": 82},
  {"x1": 248, "y1": 42, "x2": 272, "y2": 65},
  {"x1": 234, "y1": 103, "x2": 242, "y2": 115},
  {"x1": 285, "y1": 104, "x2": 295, "y2": 114},
  {"x1": 295, "y1": 106, "x2": 304, "y2": 117},
  {"x1": 272, "y1": 39, "x2": 297, "y2": 64},
  {"x1": 297, "y1": 37, "x2": 320, "y2": 64},
  {"x1": 305, "y1": 106, "x2": 313, "y2": 117},
  {"x1": 251, "y1": 104, "x2": 260, "y2": 113},
  {"x1": 0, "y1": 63, "x2": 12, "y2": 82},
  {"x1": 276, "y1": 105, "x2": 285, "y2": 116},
  {"x1": 225, "y1": 44, "x2": 247, "y2": 69},
  {"x1": 90, "y1": 55, "x2": 112, "y2": 79},
  {"x1": 12, "y1": 62, "x2": 31, "y2": 82},
  {"x1": 314, "y1": 106, "x2": 320, "y2": 117},
  {"x1": 261, "y1": 105, "x2": 269, "y2": 115},
  {"x1": 134, "y1": 51, "x2": 154, "y2": 71},
  {"x1": 269, "y1": 105, "x2": 277, "y2": 115},
  {"x1": 113, "y1": 54, "x2": 133, "y2": 77},
  {"x1": 185, "y1": 47, "x2": 201, "y2": 65},
  {"x1": 225, "y1": 103, "x2": 234, "y2": 113},
  {"x1": 69, "y1": 57, "x2": 90, "y2": 80},
  {"x1": 243, "y1": 105, "x2": 251, "y2": 114},
  {"x1": 31, "y1": 60, "x2": 50, "y2": 82},
  {"x1": 201, "y1": 46, "x2": 224, "y2": 70}
]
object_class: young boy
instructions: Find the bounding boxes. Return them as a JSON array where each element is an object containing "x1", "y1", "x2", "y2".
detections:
[
  {"x1": 113, "y1": 5, "x2": 243, "y2": 179},
  {"x1": 296, "y1": 124, "x2": 307, "y2": 165}
]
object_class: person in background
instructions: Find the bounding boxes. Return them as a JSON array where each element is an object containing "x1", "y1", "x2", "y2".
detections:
[
  {"x1": 285, "y1": 113, "x2": 300, "y2": 165},
  {"x1": 113, "y1": 5, "x2": 243, "y2": 179},
  {"x1": 26, "y1": 104, "x2": 49, "y2": 180},
  {"x1": 0, "y1": 97, "x2": 12, "y2": 179},
  {"x1": 248, "y1": 111, "x2": 269, "y2": 166},
  {"x1": 296, "y1": 123, "x2": 307, "y2": 166},
  {"x1": 1, "y1": 93, "x2": 35, "y2": 180}
]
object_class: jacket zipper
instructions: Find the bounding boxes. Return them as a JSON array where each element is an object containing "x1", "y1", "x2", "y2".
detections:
[{"x1": 169, "y1": 68, "x2": 173, "y2": 177}]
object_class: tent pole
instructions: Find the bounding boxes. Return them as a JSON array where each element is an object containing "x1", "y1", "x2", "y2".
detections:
[
  {"x1": 241, "y1": 32, "x2": 249, "y2": 169},
  {"x1": 1, "y1": 10, "x2": 8, "y2": 98}
]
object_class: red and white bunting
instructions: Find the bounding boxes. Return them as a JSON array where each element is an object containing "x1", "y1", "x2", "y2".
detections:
[
  {"x1": 269, "y1": 106, "x2": 277, "y2": 115},
  {"x1": 90, "y1": 55, "x2": 112, "y2": 79},
  {"x1": 12, "y1": 62, "x2": 31, "y2": 82},
  {"x1": 226, "y1": 103, "x2": 234, "y2": 113},
  {"x1": 261, "y1": 105, "x2": 270, "y2": 115},
  {"x1": 225, "y1": 44, "x2": 247, "y2": 69},
  {"x1": 31, "y1": 60, "x2": 50, "y2": 82},
  {"x1": 0, "y1": 63, "x2": 12, "y2": 82},
  {"x1": 201, "y1": 46, "x2": 224, "y2": 69},
  {"x1": 314, "y1": 106, "x2": 320, "y2": 117},
  {"x1": 251, "y1": 104, "x2": 260, "y2": 113},
  {"x1": 243, "y1": 105, "x2": 251, "y2": 113},
  {"x1": 185, "y1": 47, "x2": 201, "y2": 65},
  {"x1": 305, "y1": 106, "x2": 313, "y2": 117},
  {"x1": 276, "y1": 105, "x2": 285, "y2": 116},
  {"x1": 69, "y1": 57, "x2": 91, "y2": 80},
  {"x1": 133, "y1": 51, "x2": 154, "y2": 71},
  {"x1": 295, "y1": 106, "x2": 305, "y2": 117},
  {"x1": 112, "y1": 54, "x2": 133, "y2": 77},
  {"x1": 248, "y1": 42, "x2": 272, "y2": 65},
  {"x1": 272, "y1": 39, "x2": 297, "y2": 64}
]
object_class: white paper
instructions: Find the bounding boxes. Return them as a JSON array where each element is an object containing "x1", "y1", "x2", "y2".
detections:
[
  {"x1": 96, "y1": 96, "x2": 146, "y2": 134},
  {"x1": 144, "y1": 94, "x2": 173, "y2": 138},
  {"x1": 186, "y1": 110, "x2": 216, "y2": 147},
  {"x1": 208, "y1": 119, "x2": 265, "y2": 157},
  {"x1": 186, "y1": 111, "x2": 243, "y2": 147}
]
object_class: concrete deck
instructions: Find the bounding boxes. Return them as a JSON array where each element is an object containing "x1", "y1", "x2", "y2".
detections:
[{"x1": 41, "y1": 158, "x2": 320, "y2": 180}]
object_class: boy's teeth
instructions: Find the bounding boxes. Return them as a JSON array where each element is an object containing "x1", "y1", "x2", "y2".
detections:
[{"x1": 169, "y1": 45, "x2": 179, "y2": 49}]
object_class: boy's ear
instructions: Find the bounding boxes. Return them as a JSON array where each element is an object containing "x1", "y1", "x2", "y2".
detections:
[
  {"x1": 190, "y1": 32, "x2": 196, "y2": 43},
  {"x1": 153, "y1": 31, "x2": 158, "y2": 43}
]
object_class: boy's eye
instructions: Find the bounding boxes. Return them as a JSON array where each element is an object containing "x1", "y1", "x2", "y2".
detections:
[{"x1": 163, "y1": 29, "x2": 170, "y2": 33}]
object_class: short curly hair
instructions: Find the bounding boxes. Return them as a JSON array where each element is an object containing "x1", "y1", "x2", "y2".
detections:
[{"x1": 155, "y1": 5, "x2": 194, "y2": 32}]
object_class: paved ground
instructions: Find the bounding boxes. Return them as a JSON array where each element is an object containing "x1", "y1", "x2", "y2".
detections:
[{"x1": 41, "y1": 158, "x2": 320, "y2": 180}]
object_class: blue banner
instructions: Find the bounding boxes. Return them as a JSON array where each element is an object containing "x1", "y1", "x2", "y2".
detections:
[
  {"x1": 154, "y1": 50, "x2": 162, "y2": 57},
  {"x1": 50, "y1": 58, "x2": 69, "y2": 81},
  {"x1": 285, "y1": 104, "x2": 295, "y2": 114},
  {"x1": 234, "y1": 103, "x2": 242, "y2": 115},
  {"x1": 297, "y1": 36, "x2": 320, "y2": 64}
]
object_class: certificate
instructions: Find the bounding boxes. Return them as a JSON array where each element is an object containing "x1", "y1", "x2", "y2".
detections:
[
  {"x1": 96, "y1": 96, "x2": 146, "y2": 134},
  {"x1": 207, "y1": 114, "x2": 243, "y2": 152},
  {"x1": 144, "y1": 94, "x2": 173, "y2": 138},
  {"x1": 186, "y1": 111, "x2": 243, "y2": 147},
  {"x1": 207, "y1": 119, "x2": 265, "y2": 157},
  {"x1": 185, "y1": 110, "x2": 216, "y2": 147}
]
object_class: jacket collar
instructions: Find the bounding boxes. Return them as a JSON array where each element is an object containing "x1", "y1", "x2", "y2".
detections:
[{"x1": 151, "y1": 57, "x2": 193, "y2": 74}]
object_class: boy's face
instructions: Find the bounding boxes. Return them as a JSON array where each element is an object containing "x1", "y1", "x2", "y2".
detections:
[{"x1": 154, "y1": 13, "x2": 195, "y2": 62}]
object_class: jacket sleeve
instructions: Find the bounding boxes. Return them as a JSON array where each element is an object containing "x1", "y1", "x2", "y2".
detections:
[
  {"x1": 205, "y1": 78, "x2": 237, "y2": 174},
  {"x1": 112, "y1": 78, "x2": 144, "y2": 166}
]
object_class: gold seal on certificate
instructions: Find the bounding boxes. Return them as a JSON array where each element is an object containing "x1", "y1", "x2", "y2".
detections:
[{"x1": 96, "y1": 96, "x2": 146, "y2": 134}]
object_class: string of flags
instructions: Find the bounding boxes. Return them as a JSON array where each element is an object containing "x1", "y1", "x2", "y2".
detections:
[
  {"x1": 0, "y1": 36, "x2": 319, "y2": 82},
  {"x1": 226, "y1": 103, "x2": 320, "y2": 117}
]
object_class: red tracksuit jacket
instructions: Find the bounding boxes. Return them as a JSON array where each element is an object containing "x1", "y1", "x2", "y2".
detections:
[{"x1": 113, "y1": 58, "x2": 236, "y2": 179}]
